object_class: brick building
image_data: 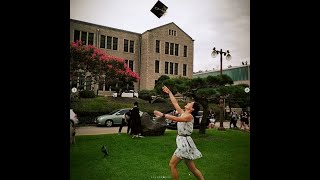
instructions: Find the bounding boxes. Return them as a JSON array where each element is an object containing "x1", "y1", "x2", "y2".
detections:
[{"x1": 70, "y1": 19, "x2": 194, "y2": 92}]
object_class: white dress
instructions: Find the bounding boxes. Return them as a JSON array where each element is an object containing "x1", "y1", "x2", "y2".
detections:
[{"x1": 174, "y1": 114, "x2": 203, "y2": 160}]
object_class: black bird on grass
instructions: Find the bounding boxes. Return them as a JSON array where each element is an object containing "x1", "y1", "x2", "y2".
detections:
[{"x1": 101, "y1": 145, "x2": 109, "y2": 157}]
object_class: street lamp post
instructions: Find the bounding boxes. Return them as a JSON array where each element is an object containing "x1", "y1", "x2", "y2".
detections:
[{"x1": 211, "y1": 47, "x2": 232, "y2": 131}]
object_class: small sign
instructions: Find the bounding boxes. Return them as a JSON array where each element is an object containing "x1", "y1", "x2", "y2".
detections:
[{"x1": 71, "y1": 87, "x2": 77, "y2": 93}]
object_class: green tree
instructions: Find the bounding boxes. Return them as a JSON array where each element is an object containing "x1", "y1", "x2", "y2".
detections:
[
  {"x1": 154, "y1": 75, "x2": 170, "y2": 96},
  {"x1": 225, "y1": 84, "x2": 250, "y2": 111},
  {"x1": 154, "y1": 74, "x2": 249, "y2": 134}
]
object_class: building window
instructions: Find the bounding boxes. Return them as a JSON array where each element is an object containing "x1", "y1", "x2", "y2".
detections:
[
  {"x1": 124, "y1": 39, "x2": 129, "y2": 52},
  {"x1": 175, "y1": 44, "x2": 179, "y2": 56},
  {"x1": 113, "y1": 37, "x2": 118, "y2": 50},
  {"x1": 156, "y1": 40, "x2": 160, "y2": 53},
  {"x1": 165, "y1": 62, "x2": 169, "y2": 74},
  {"x1": 129, "y1": 60, "x2": 133, "y2": 71},
  {"x1": 79, "y1": 75, "x2": 85, "y2": 89},
  {"x1": 125, "y1": 60, "x2": 134, "y2": 71},
  {"x1": 129, "y1": 40, "x2": 134, "y2": 53},
  {"x1": 155, "y1": 80, "x2": 158, "y2": 87},
  {"x1": 165, "y1": 42, "x2": 169, "y2": 54},
  {"x1": 107, "y1": 36, "x2": 112, "y2": 49},
  {"x1": 174, "y1": 63, "x2": 178, "y2": 75},
  {"x1": 183, "y1": 64, "x2": 187, "y2": 76},
  {"x1": 85, "y1": 76, "x2": 92, "y2": 90},
  {"x1": 71, "y1": 76, "x2": 78, "y2": 88},
  {"x1": 170, "y1": 62, "x2": 174, "y2": 74},
  {"x1": 184, "y1": 45, "x2": 188, "y2": 57},
  {"x1": 169, "y1": 29, "x2": 177, "y2": 36},
  {"x1": 88, "y1": 33, "x2": 94, "y2": 45},
  {"x1": 170, "y1": 43, "x2": 174, "y2": 55},
  {"x1": 155, "y1": 60, "x2": 160, "y2": 73},
  {"x1": 81, "y1": 31, "x2": 87, "y2": 45},
  {"x1": 100, "y1": 35, "x2": 106, "y2": 48},
  {"x1": 98, "y1": 77, "x2": 105, "y2": 91},
  {"x1": 74, "y1": 30, "x2": 80, "y2": 42}
]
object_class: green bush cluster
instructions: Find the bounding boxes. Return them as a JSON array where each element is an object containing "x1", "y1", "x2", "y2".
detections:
[
  {"x1": 71, "y1": 96, "x2": 225, "y2": 125},
  {"x1": 138, "y1": 90, "x2": 156, "y2": 102},
  {"x1": 152, "y1": 97, "x2": 166, "y2": 103},
  {"x1": 79, "y1": 90, "x2": 95, "y2": 98},
  {"x1": 71, "y1": 96, "x2": 173, "y2": 125}
]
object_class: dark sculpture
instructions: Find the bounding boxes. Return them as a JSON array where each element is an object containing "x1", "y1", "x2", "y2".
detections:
[{"x1": 140, "y1": 112, "x2": 167, "y2": 136}]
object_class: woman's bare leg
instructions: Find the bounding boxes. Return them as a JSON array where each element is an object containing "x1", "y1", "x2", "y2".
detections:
[
  {"x1": 169, "y1": 155, "x2": 183, "y2": 180},
  {"x1": 184, "y1": 159, "x2": 205, "y2": 180},
  {"x1": 240, "y1": 122, "x2": 244, "y2": 130}
]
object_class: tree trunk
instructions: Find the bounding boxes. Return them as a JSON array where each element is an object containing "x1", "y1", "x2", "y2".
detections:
[
  {"x1": 192, "y1": 94, "x2": 208, "y2": 134},
  {"x1": 228, "y1": 100, "x2": 232, "y2": 120}
]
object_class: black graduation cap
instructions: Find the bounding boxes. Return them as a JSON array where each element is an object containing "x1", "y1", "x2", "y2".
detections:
[{"x1": 150, "y1": 0, "x2": 168, "y2": 18}]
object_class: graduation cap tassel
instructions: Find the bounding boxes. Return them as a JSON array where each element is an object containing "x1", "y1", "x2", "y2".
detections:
[{"x1": 154, "y1": 7, "x2": 167, "y2": 15}]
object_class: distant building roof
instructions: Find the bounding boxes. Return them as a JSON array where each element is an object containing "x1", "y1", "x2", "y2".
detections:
[
  {"x1": 71, "y1": 19, "x2": 142, "y2": 35},
  {"x1": 194, "y1": 64, "x2": 250, "y2": 75},
  {"x1": 193, "y1": 65, "x2": 250, "y2": 82},
  {"x1": 143, "y1": 22, "x2": 194, "y2": 41}
]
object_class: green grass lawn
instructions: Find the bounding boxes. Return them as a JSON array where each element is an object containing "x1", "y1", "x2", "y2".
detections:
[{"x1": 70, "y1": 129, "x2": 250, "y2": 180}]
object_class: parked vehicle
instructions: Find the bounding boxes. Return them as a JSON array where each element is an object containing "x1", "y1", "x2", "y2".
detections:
[
  {"x1": 70, "y1": 109, "x2": 78, "y2": 144},
  {"x1": 94, "y1": 108, "x2": 143, "y2": 127},
  {"x1": 70, "y1": 109, "x2": 79, "y2": 125},
  {"x1": 112, "y1": 90, "x2": 139, "y2": 98}
]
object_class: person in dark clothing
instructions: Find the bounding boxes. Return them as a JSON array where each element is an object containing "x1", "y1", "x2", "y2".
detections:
[
  {"x1": 206, "y1": 109, "x2": 214, "y2": 127},
  {"x1": 130, "y1": 102, "x2": 143, "y2": 138},
  {"x1": 230, "y1": 111, "x2": 238, "y2": 129},
  {"x1": 240, "y1": 111, "x2": 249, "y2": 131},
  {"x1": 118, "y1": 111, "x2": 131, "y2": 135},
  {"x1": 118, "y1": 118, "x2": 126, "y2": 135},
  {"x1": 207, "y1": 109, "x2": 216, "y2": 129},
  {"x1": 124, "y1": 111, "x2": 132, "y2": 134}
]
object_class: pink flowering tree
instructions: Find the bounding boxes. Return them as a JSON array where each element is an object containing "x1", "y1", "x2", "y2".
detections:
[{"x1": 70, "y1": 41, "x2": 140, "y2": 91}]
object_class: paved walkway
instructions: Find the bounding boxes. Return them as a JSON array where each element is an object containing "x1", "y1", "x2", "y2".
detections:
[{"x1": 76, "y1": 126, "x2": 128, "y2": 136}]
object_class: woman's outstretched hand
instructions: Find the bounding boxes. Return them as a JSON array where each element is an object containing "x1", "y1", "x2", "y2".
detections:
[
  {"x1": 154, "y1": 110, "x2": 163, "y2": 117},
  {"x1": 162, "y1": 86, "x2": 171, "y2": 94}
]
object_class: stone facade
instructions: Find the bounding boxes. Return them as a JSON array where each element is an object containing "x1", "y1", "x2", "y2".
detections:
[{"x1": 70, "y1": 19, "x2": 194, "y2": 91}]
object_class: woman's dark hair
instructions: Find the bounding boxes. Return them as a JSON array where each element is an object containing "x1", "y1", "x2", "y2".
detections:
[{"x1": 191, "y1": 102, "x2": 201, "y2": 117}]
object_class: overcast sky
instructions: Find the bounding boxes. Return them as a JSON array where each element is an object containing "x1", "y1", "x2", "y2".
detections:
[{"x1": 70, "y1": 0, "x2": 250, "y2": 72}]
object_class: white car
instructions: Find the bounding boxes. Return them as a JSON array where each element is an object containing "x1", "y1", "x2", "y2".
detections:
[
  {"x1": 112, "y1": 90, "x2": 139, "y2": 98},
  {"x1": 70, "y1": 109, "x2": 79, "y2": 125}
]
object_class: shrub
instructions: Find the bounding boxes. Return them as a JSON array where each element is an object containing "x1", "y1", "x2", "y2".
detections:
[
  {"x1": 71, "y1": 96, "x2": 173, "y2": 125},
  {"x1": 152, "y1": 97, "x2": 166, "y2": 103},
  {"x1": 139, "y1": 90, "x2": 156, "y2": 101},
  {"x1": 79, "y1": 90, "x2": 95, "y2": 98}
]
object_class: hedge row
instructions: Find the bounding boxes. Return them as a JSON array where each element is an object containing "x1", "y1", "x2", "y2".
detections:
[{"x1": 70, "y1": 96, "x2": 173, "y2": 125}]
